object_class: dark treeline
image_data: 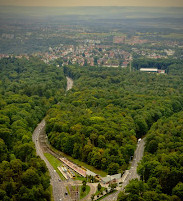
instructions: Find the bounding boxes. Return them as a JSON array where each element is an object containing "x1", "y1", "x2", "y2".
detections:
[
  {"x1": 0, "y1": 36, "x2": 77, "y2": 54},
  {"x1": 46, "y1": 64, "x2": 183, "y2": 177},
  {"x1": 0, "y1": 57, "x2": 66, "y2": 201}
]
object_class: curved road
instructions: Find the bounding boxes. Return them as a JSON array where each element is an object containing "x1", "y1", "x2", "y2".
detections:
[
  {"x1": 33, "y1": 76, "x2": 145, "y2": 201},
  {"x1": 102, "y1": 138, "x2": 145, "y2": 201},
  {"x1": 32, "y1": 120, "x2": 71, "y2": 201},
  {"x1": 32, "y1": 77, "x2": 74, "y2": 201}
]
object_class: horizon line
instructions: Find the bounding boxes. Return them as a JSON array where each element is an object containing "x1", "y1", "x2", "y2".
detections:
[{"x1": 0, "y1": 5, "x2": 183, "y2": 8}]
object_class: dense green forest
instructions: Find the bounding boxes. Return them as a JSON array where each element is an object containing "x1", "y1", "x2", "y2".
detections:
[
  {"x1": 0, "y1": 57, "x2": 66, "y2": 201},
  {"x1": 117, "y1": 112, "x2": 183, "y2": 201},
  {"x1": 1, "y1": 57, "x2": 183, "y2": 200},
  {"x1": 46, "y1": 64, "x2": 183, "y2": 176}
]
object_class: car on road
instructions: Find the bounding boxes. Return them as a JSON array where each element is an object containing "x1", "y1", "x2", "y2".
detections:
[{"x1": 138, "y1": 138, "x2": 141, "y2": 143}]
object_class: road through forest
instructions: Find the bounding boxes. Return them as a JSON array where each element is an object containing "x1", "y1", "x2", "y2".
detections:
[
  {"x1": 32, "y1": 77, "x2": 74, "y2": 201},
  {"x1": 102, "y1": 138, "x2": 145, "y2": 201},
  {"x1": 33, "y1": 75, "x2": 145, "y2": 201},
  {"x1": 66, "y1": 76, "x2": 74, "y2": 91}
]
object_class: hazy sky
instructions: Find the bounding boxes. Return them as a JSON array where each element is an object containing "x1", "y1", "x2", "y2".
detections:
[{"x1": 0, "y1": 0, "x2": 183, "y2": 7}]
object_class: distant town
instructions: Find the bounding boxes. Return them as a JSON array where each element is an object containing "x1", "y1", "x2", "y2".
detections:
[{"x1": 0, "y1": 34, "x2": 181, "y2": 71}]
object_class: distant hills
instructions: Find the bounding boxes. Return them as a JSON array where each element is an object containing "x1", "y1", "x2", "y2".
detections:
[
  {"x1": 0, "y1": 6, "x2": 183, "y2": 31},
  {"x1": 0, "y1": 6, "x2": 183, "y2": 19}
]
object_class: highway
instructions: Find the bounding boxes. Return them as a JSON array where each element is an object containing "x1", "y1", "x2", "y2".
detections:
[
  {"x1": 32, "y1": 76, "x2": 74, "y2": 201},
  {"x1": 32, "y1": 120, "x2": 71, "y2": 201},
  {"x1": 102, "y1": 138, "x2": 145, "y2": 201}
]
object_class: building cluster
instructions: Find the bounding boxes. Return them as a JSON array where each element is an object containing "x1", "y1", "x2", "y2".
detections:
[
  {"x1": 34, "y1": 36, "x2": 177, "y2": 67},
  {"x1": 1, "y1": 33, "x2": 15, "y2": 39},
  {"x1": 0, "y1": 32, "x2": 180, "y2": 68},
  {"x1": 113, "y1": 36, "x2": 148, "y2": 45},
  {"x1": 37, "y1": 43, "x2": 132, "y2": 67},
  {"x1": 58, "y1": 157, "x2": 122, "y2": 185},
  {"x1": 113, "y1": 36, "x2": 126, "y2": 44},
  {"x1": 0, "y1": 54, "x2": 10, "y2": 59},
  {"x1": 132, "y1": 47, "x2": 175, "y2": 59},
  {"x1": 0, "y1": 54, "x2": 29, "y2": 60}
]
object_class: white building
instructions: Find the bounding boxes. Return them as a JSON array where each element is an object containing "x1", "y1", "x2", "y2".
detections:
[
  {"x1": 140, "y1": 68, "x2": 158, "y2": 73},
  {"x1": 101, "y1": 173, "x2": 121, "y2": 184}
]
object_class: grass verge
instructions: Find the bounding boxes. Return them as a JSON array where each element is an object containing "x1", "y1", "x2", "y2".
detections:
[
  {"x1": 66, "y1": 186, "x2": 71, "y2": 195},
  {"x1": 95, "y1": 187, "x2": 106, "y2": 196},
  {"x1": 80, "y1": 185, "x2": 90, "y2": 199},
  {"x1": 49, "y1": 185, "x2": 54, "y2": 201},
  {"x1": 47, "y1": 144, "x2": 107, "y2": 177},
  {"x1": 44, "y1": 153, "x2": 65, "y2": 180}
]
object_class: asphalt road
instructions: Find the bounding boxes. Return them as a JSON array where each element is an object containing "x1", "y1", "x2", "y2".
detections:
[
  {"x1": 66, "y1": 76, "x2": 74, "y2": 91},
  {"x1": 102, "y1": 138, "x2": 145, "y2": 201},
  {"x1": 32, "y1": 76, "x2": 145, "y2": 201},
  {"x1": 32, "y1": 120, "x2": 71, "y2": 201},
  {"x1": 124, "y1": 138, "x2": 145, "y2": 183},
  {"x1": 32, "y1": 77, "x2": 74, "y2": 201}
]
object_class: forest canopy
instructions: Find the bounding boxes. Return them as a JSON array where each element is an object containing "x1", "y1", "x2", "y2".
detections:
[
  {"x1": 0, "y1": 57, "x2": 66, "y2": 201},
  {"x1": 1, "y1": 57, "x2": 183, "y2": 200},
  {"x1": 46, "y1": 64, "x2": 183, "y2": 175},
  {"x1": 118, "y1": 111, "x2": 183, "y2": 201}
]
